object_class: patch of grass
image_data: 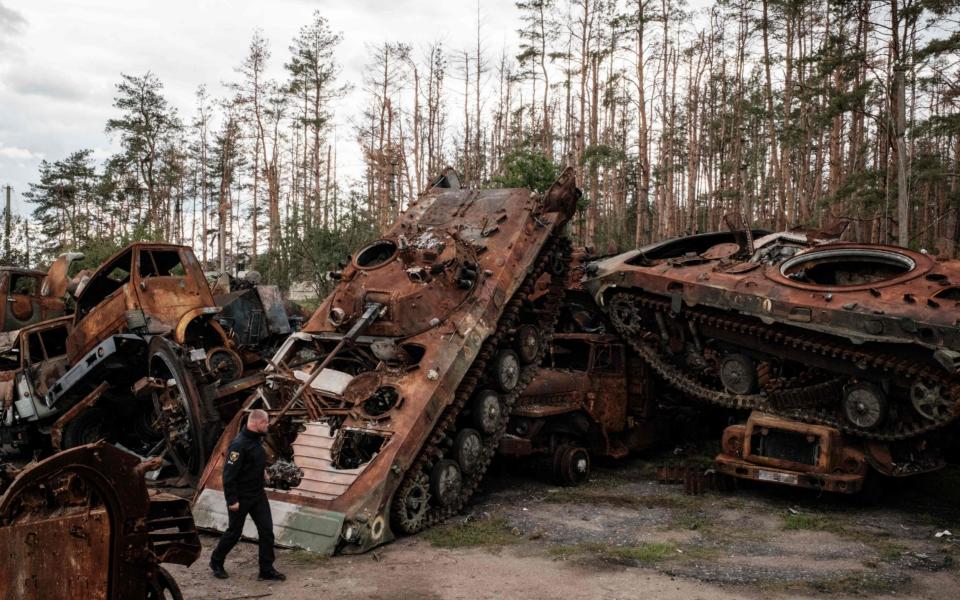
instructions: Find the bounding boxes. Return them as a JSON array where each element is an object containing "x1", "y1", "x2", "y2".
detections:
[
  {"x1": 757, "y1": 572, "x2": 907, "y2": 596},
  {"x1": 420, "y1": 517, "x2": 518, "y2": 548},
  {"x1": 672, "y1": 512, "x2": 710, "y2": 531},
  {"x1": 288, "y1": 548, "x2": 328, "y2": 563},
  {"x1": 875, "y1": 541, "x2": 907, "y2": 562},
  {"x1": 548, "y1": 541, "x2": 677, "y2": 564},
  {"x1": 545, "y1": 488, "x2": 699, "y2": 511},
  {"x1": 808, "y1": 572, "x2": 905, "y2": 595},
  {"x1": 782, "y1": 512, "x2": 846, "y2": 534},
  {"x1": 609, "y1": 542, "x2": 675, "y2": 563}
]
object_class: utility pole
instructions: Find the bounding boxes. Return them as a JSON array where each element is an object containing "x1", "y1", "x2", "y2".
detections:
[
  {"x1": 24, "y1": 219, "x2": 30, "y2": 267},
  {"x1": 3, "y1": 185, "x2": 10, "y2": 262}
]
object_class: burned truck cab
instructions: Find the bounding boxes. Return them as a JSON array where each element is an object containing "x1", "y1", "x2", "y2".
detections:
[
  {"x1": 500, "y1": 332, "x2": 665, "y2": 485},
  {"x1": 716, "y1": 412, "x2": 943, "y2": 494},
  {"x1": 0, "y1": 316, "x2": 72, "y2": 454},
  {"x1": 67, "y1": 243, "x2": 228, "y2": 363},
  {"x1": 23, "y1": 243, "x2": 249, "y2": 480}
]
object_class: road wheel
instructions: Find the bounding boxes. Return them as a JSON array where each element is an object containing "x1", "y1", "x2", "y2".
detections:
[
  {"x1": 492, "y1": 349, "x2": 521, "y2": 392},
  {"x1": 430, "y1": 459, "x2": 462, "y2": 507},
  {"x1": 515, "y1": 325, "x2": 541, "y2": 364},
  {"x1": 471, "y1": 390, "x2": 502, "y2": 435},
  {"x1": 453, "y1": 429, "x2": 484, "y2": 475}
]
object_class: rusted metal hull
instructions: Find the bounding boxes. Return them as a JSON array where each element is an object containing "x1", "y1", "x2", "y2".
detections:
[
  {"x1": 195, "y1": 170, "x2": 578, "y2": 555},
  {"x1": 585, "y1": 228, "x2": 960, "y2": 442},
  {"x1": 0, "y1": 443, "x2": 199, "y2": 599}
]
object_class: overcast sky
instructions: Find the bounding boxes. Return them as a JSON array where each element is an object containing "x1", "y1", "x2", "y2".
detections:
[{"x1": 0, "y1": 0, "x2": 527, "y2": 215}]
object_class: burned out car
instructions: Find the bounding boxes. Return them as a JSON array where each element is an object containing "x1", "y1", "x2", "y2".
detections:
[
  {"x1": 500, "y1": 332, "x2": 665, "y2": 485},
  {"x1": 716, "y1": 411, "x2": 943, "y2": 494},
  {"x1": 0, "y1": 442, "x2": 200, "y2": 599},
  {"x1": 584, "y1": 222, "x2": 960, "y2": 447},
  {"x1": 1, "y1": 243, "x2": 255, "y2": 480},
  {"x1": 0, "y1": 252, "x2": 84, "y2": 350},
  {"x1": 194, "y1": 169, "x2": 578, "y2": 555}
]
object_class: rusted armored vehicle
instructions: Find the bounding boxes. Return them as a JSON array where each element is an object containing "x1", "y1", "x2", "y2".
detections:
[
  {"x1": 715, "y1": 411, "x2": 944, "y2": 494},
  {"x1": 0, "y1": 442, "x2": 200, "y2": 599},
  {"x1": 194, "y1": 169, "x2": 578, "y2": 555},
  {"x1": 500, "y1": 332, "x2": 665, "y2": 485},
  {"x1": 584, "y1": 222, "x2": 960, "y2": 445},
  {"x1": 2, "y1": 243, "x2": 256, "y2": 480}
]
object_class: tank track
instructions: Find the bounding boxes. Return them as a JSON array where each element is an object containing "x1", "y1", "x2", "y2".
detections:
[
  {"x1": 391, "y1": 236, "x2": 571, "y2": 533},
  {"x1": 606, "y1": 291, "x2": 960, "y2": 441}
]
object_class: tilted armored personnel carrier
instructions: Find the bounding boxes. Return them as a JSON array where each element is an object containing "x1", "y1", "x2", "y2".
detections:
[
  {"x1": 194, "y1": 169, "x2": 578, "y2": 554},
  {"x1": 584, "y1": 223, "x2": 960, "y2": 453}
]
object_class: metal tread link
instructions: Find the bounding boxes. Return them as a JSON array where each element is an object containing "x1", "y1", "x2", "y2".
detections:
[
  {"x1": 607, "y1": 291, "x2": 960, "y2": 441},
  {"x1": 391, "y1": 235, "x2": 572, "y2": 533}
]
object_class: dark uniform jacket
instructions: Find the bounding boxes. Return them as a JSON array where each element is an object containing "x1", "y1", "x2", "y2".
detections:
[{"x1": 222, "y1": 426, "x2": 268, "y2": 506}]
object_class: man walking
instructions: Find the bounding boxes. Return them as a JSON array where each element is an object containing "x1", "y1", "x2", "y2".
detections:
[{"x1": 209, "y1": 409, "x2": 286, "y2": 581}]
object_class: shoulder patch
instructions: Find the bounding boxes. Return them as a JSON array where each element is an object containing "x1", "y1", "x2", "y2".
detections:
[{"x1": 228, "y1": 450, "x2": 240, "y2": 463}]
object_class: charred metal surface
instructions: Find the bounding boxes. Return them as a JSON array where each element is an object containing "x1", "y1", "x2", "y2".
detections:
[
  {"x1": 500, "y1": 329, "x2": 667, "y2": 486},
  {"x1": 195, "y1": 169, "x2": 578, "y2": 555},
  {"x1": 213, "y1": 274, "x2": 295, "y2": 365},
  {"x1": 585, "y1": 224, "x2": 960, "y2": 445},
  {"x1": 1, "y1": 243, "x2": 253, "y2": 483},
  {"x1": 716, "y1": 411, "x2": 944, "y2": 494},
  {"x1": 0, "y1": 443, "x2": 199, "y2": 599},
  {"x1": 0, "y1": 252, "x2": 81, "y2": 351}
]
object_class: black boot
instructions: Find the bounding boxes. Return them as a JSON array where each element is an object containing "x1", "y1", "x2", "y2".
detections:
[
  {"x1": 258, "y1": 569, "x2": 286, "y2": 581},
  {"x1": 209, "y1": 560, "x2": 229, "y2": 579}
]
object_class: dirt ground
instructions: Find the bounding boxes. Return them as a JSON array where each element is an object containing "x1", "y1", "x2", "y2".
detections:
[{"x1": 168, "y1": 452, "x2": 960, "y2": 600}]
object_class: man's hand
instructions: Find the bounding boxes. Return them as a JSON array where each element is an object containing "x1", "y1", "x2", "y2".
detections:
[{"x1": 228, "y1": 502, "x2": 240, "y2": 512}]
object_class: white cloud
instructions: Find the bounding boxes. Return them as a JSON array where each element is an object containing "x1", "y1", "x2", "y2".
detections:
[{"x1": 0, "y1": 142, "x2": 42, "y2": 161}]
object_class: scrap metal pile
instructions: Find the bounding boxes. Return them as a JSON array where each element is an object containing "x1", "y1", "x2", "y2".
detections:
[
  {"x1": 583, "y1": 219, "x2": 957, "y2": 492},
  {"x1": 3, "y1": 164, "x2": 960, "y2": 581},
  {"x1": 0, "y1": 442, "x2": 200, "y2": 599},
  {"x1": 193, "y1": 167, "x2": 578, "y2": 554},
  {"x1": 0, "y1": 244, "x2": 279, "y2": 483}
]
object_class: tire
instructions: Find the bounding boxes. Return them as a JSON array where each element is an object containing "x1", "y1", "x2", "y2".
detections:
[
  {"x1": 148, "y1": 337, "x2": 206, "y2": 477},
  {"x1": 554, "y1": 445, "x2": 590, "y2": 486},
  {"x1": 146, "y1": 566, "x2": 184, "y2": 600},
  {"x1": 61, "y1": 407, "x2": 109, "y2": 449}
]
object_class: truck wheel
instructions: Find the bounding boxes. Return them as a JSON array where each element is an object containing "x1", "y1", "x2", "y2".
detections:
[
  {"x1": 146, "y1": 566, "x2": 184, "y2": 600},
  {"x1": 149, "y1": 338, "x2": 205, "y2": 478},
  {"x1": 554, "y1": 445, "x2": 590, "y2": 486},
  {"x1": 61, "y1": 408, "x2": 108, "y2": 449}
]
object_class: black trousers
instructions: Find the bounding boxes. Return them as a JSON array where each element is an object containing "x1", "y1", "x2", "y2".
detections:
[{"x1": 210, "y1": 493, "x2": 276, "y2": 573}]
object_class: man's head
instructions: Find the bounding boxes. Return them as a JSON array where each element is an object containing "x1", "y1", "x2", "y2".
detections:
[{"x1": 246, "y1": 409, "x2": 270, "y2": 434}]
